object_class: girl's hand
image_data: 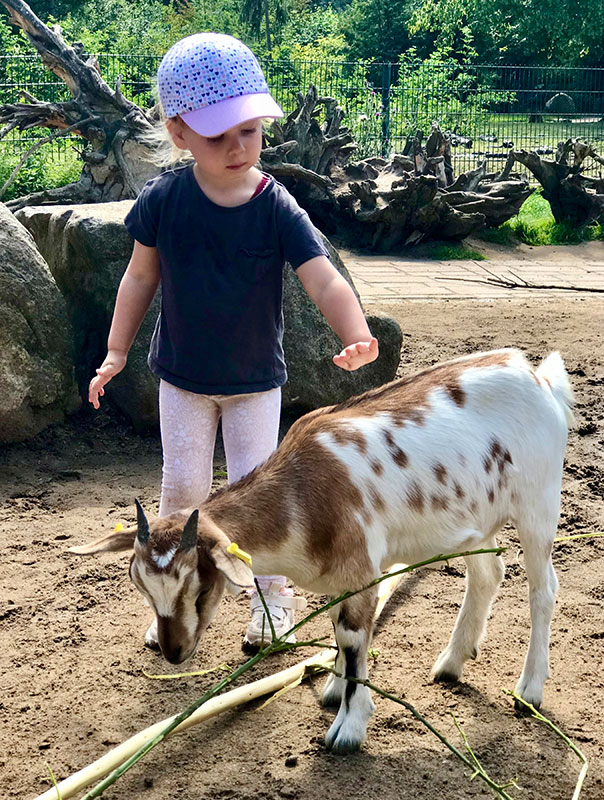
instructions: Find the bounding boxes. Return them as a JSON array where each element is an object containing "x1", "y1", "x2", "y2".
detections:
[
  {"x1": 333, "y1": 337, "x2": 379, "y2": 371},
  {"x1": 88, "y1": 350, "x2": 128, "y2": 409}
]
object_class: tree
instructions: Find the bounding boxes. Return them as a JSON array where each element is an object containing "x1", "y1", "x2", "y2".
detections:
[
  {"x1": 408, "y1": 0, "x2": 604, "y2": 67},
  {"x1": 0, "y1": 0, "x2": 159, "y2": 206},
  {"x1": 342, "y1": 0, "x2": 412, "y2": 64},
  {"x1": 240, "y1": 0, "x2": 290, "y2": 53}
]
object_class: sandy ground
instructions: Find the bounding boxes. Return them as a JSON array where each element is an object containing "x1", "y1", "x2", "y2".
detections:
[{"x1": 2, "y1": 294, "x2": 604, "y2": 800}]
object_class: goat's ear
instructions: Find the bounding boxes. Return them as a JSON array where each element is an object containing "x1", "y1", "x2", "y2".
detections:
[
  {"x1": 69, "y1": 527, "x2": 136, "y2": 555},
  {"x1": 210, "y1": 543, "x2": 255, "y2": 589},
  {"x1": 135, "y1": 498, "x2": 149, "y2": 545},
  {"x1": 179, "y1": 509, "x2": 199, "y2": 552},
  {"x1": 196, "y1": 515, "x2": 255, "y2": 588}
]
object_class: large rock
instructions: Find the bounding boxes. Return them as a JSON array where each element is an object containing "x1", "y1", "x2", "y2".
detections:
[
  {"x1": 0, "y1": 204, "x2": 80, "y2": 442},
  {"x1": 16, "y1": 202, "x2": 160, "y2": 429},
  {"x1": 16, "y1": 201, "x2": 401, "y2": 428}
]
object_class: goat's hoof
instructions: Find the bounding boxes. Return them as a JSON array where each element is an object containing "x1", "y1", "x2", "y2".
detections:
[
  {"x1": 514, "y1": 696, "x2": 536, "y2": 714},
  {"x1": 432, "y1": 650, "x2": 463, "y2": 683},
  {"x1": 324, "y1": 728, "x2": 363, "y2": 754},
  {"x1": 324, "y1": 715, "x2": 367, "y2": 754}
]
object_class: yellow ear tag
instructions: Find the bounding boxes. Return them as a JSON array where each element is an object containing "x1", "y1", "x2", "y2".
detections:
[
  {"x1": 114, "y1": 523, "x2": 124, "y2": 533},
  {"x1": 226, "y1": 542, "x2": 253, "y2": 568}
]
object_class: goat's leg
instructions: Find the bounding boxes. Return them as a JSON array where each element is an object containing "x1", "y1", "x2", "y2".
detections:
[
  {"x1": 324, "y1": 588, "x2": 377, "y2": 753},
  {"x1": 432, "y1": 541, "x2": 505, "y2": 683},
  {"x1": 514, "y1": 514, "x2": 559, "y2": 710},
  {"x1": 321, "y1": 607, "x2": 346, "y2": 707}
]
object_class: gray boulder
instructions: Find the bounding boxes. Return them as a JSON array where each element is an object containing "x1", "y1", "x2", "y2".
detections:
[
  {"x1": 16, "y1": 201, "x2": 401, "y2": 428},
  {"x1": 0, "y1": 204, "x2": 80, "y2": 442},
  {"x1": 16, "y1": 202, "x2": 160, "y2": 429}
]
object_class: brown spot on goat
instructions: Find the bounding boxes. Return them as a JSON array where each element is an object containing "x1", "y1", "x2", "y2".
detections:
[
  {"x1": 392, "y1": 446, "x2": 408, "y2": 468},
  {"x1": 454, "y1": 482, "x2": 465, "y2": 500},
  {"x1": 371, "y1": 460, "x2": 384, "y2": 476},
  {"x1": 383, "y1": 429, "x2": 408, "y2": 468},
  {"x1": 368, "y1": 484, "x2": 386, "y2": 514},
  {"x1": 470, "y1": 501, "x2": 478, "y2": 514},
  {"x1": 431, "y1": 495, "x2": 449, "y2": 512},
  {"x1": 407, "y1": 482, "x2": 425, "y2": 513},
  {"x1": 433, "y1": 463, "x2": 447, "y2": 485},
  {"x1": 332, "y1": 424, "x2": 368, "y2": 455},
  {"x1": 445, "y1": 382, "x2": 466, "y2": 406},
  {"x1": 483, "y1": 456, "x2": 493, "y2": 474},
  {"x1": 488, "y1": 489, "x2": 495, "y2": 504}
]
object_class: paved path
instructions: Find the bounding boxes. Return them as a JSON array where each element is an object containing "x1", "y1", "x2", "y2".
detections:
[{"x1": 340, "y1": 242, "x2": 604, "y2": 302}]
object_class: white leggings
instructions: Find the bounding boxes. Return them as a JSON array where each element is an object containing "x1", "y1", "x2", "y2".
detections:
[{"x1": 158, "y1": 380, "x2": 282, "y2": 517}]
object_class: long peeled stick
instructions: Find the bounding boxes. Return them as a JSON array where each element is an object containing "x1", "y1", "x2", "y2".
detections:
[{"x1": 33, "y1": 561, "x2": 410, "y2": 800}]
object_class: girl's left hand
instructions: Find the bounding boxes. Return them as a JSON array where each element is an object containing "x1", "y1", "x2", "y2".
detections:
[{"x1": 333, "y1": 337, "x2": 379, "y2": 371}]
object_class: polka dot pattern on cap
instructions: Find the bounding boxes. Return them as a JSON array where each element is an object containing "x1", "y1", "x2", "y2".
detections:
[{"x1": 158, "y1": 33, "x2": 270, "y2": 118}]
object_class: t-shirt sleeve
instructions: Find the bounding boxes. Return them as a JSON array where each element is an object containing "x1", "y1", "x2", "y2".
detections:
[
  {"x1": 277, "y1": 190, "x2": 330, "y2": 270},
  {"x1": 124, "y1": 178, "x2": 161, "y2": 247}
]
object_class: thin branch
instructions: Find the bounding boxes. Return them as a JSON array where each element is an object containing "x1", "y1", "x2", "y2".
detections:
[
  {"x1": 504, "y1": 691, "x2": 588, "y2": 800},
  {"x1": 36, "y1": 549, "x2": 502, "y2": 800},
  {"x1": 0, "y1": 115, "x2": 97, "y2": 199},
  {"x1": 0, "y1": 119, "x2": 19, "y2": 141},
  {"x1": 342, "y1": 674, "x2": 517, "y2": 799},
  {"x1": 437, "y1": 266, "x2": 604, "y2": 295}
]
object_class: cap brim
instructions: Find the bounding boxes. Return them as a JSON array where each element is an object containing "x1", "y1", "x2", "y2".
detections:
[{"x1": 181, "y1": 93, "x2": 283, "y2": 137}]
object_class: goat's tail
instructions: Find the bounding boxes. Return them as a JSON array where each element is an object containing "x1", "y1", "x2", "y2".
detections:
[{"x1": 536, "y1": 351, "x2": 575, "y2": 429}]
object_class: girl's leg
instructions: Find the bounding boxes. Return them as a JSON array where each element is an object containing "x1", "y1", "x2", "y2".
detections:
[
  {"x1": 158, "y1": 380, "x2": 221, "y2": 517},
  {"x1": 220, "y1": 389, "x2": 306, "y2": 649},
  {"x1": 144, "y1": 382, "x2": 220, "y2": 648}
]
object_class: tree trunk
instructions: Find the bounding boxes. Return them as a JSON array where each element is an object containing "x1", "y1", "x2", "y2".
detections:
[
  {"x1": 0, "y1": 0, "x2": 160, "y2": 210},
  {"x1": 510, "y1": 140, "x2": 604, "y2": 225}
]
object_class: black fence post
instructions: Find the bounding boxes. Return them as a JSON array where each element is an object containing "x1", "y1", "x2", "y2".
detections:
[{"x1": 381, "y1": 62, "x2": 391, "y2": 157}]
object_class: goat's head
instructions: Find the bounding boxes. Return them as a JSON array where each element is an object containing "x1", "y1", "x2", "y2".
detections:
[{"x1": 70, "y1": 500, "x2": 254, "y2": 664}]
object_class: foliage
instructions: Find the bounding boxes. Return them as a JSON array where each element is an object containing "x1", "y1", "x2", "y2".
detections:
[
  {"x1": 390, "y1": 52, "x2": 517, "y2": 140},
  {"x1": 240, "y1": 0, "x2": 291, "y2": 52},
  {"x1": 340, "y1": 0, "x2": 411, "y2": 64},
  {"x1": 0, "y1": 143, "x2": 82, "y2": 201},
  {"x1": 408, "y1": 0, "x2": 604, "y2": 67}
]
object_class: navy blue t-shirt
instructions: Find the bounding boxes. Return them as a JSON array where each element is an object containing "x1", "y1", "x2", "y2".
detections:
[{"x1": 124, "y1": 166, "x2": 329, "y2": 394}]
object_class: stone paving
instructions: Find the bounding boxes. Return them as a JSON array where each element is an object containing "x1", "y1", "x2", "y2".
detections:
[{"x1": 340, "y1": 242, "x2": 604, "y2": 302}]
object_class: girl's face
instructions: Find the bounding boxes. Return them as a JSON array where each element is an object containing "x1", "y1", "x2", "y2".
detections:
[{"x1": 166, "y1": 117, "x2": 263, "y2": 183}]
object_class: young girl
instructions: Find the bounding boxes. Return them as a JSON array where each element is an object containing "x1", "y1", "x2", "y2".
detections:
[{"x1": 89, "y1": 32, "x2": 379, "y2": 652}]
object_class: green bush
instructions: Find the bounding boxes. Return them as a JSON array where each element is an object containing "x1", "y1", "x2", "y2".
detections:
[{"x1": 0, "y1": 145, "x2": 82, "y2": 202}]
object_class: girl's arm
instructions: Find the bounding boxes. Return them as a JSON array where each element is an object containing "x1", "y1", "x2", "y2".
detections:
[
  {"x1": 296, "y1": 255, "x2": 379, "y2": 371},
  {"x1": 89, "y1": 241, "x2": 161, "y2": 408}
]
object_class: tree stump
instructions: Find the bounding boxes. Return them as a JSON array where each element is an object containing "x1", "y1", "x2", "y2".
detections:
[{"x1": 510, "y1": 140, "x2": 604, "y2": 225}]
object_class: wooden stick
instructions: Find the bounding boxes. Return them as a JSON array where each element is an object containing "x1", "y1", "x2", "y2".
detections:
[{"x1": 33, "y1": 564, "x2": 406, "y2": 800}]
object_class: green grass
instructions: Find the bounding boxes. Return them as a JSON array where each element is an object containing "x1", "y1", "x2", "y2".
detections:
[
  {"x1": 0, "y1": 145, "x2": 82, "y2": 202},
  {"x1": 422, "y1": 243, "x2": 488, "y2": 260},
  {"x1": 478, "y1": 191, "x2": 604, "y2": 246}
]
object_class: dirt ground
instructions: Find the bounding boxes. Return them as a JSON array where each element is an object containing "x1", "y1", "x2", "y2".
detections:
[{"x1": 2, "y1": 294, "x2": 604, "y2": 800}]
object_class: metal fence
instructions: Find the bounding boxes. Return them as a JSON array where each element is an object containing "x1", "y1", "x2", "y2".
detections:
[{"x1": 1, "y1": 54, "x2": 603, "y2": 179}]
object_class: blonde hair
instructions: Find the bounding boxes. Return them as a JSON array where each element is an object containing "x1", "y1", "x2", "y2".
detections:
[{"x1": 141, "y1": 82, "x2": 193, "y2": 167}]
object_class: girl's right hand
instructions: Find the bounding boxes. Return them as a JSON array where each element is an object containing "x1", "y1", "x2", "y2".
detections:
[{"x1": 88, "y1": 350, "x2": 128, "y2": 409}]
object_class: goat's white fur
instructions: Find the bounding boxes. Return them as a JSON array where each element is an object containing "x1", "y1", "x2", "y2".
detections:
[{"x1": 72, "y1": 348, "x2": 574, "y2": 753}]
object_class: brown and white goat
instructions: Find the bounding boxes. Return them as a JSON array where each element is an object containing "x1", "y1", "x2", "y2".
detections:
[{"x1": 71, "y1": 348, "x2": 574, "y2": 753}]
